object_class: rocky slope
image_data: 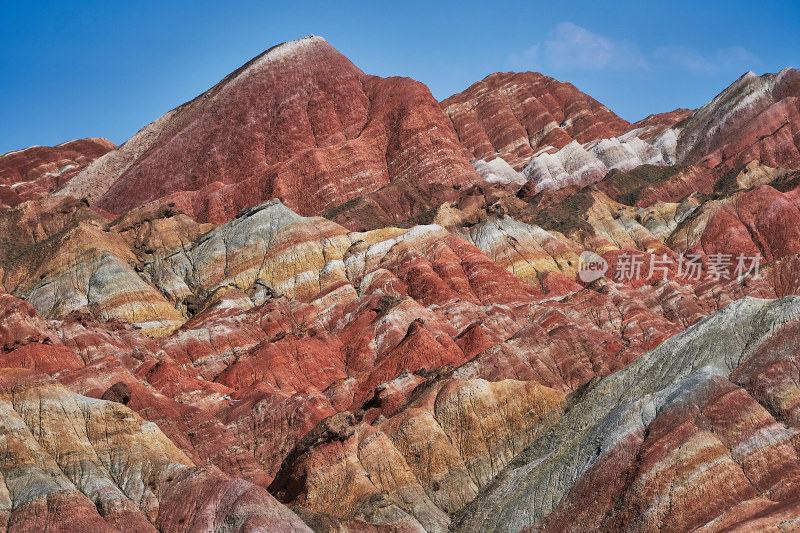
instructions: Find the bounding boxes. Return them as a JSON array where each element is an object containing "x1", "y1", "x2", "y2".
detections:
[
  {"x1": 0, "y1": 367, "x2": 310, "y2": 532},
  {"x1": 440, "y1": 72, "x2": 632, "y2": 171},
  {"x1": 0, "y1": 138, "x2": 114, "y2": 209},
  {"x1": 485, "y1": 68, "x2": 800, "y2": 194},
  {"x1": 57, "y1": 36, "x2": 479, "y2": 228},
  {"x1": 453, "y1": 296, "x2": 800, "y2": 533},
  {"x1": 677, "y1": 68, "x2": 800, "y2": 169},
  {"x1": 3, "y1": 35, "x2": 800, "y2": 533}
]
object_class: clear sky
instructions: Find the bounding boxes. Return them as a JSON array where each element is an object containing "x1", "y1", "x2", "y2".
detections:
[{"x1": 2, "y1": 0, "x2": 798, "y2": 154}]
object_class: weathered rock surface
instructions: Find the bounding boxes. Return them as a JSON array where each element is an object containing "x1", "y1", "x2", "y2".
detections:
[
  {"x1": 2, "y1": 216, "x2": 185, "y2": 336},
  {"x1": 153, "y1": 199, "x2": 355, "y2": 310},
  {"x1": 440, "y1": 72, "x2": 631, "y2": 170},
  {"x1": 514, "y1": 68, "x2": 800, "y2": 194},
  {"x1": 629, "y1": 108, "x2": 694, "y2": 139},
  {"x1": 677, "y1": 68, "x2": 800, "y2": 170},
  {"x1": 453, "y1": 296, "x2": 800, "y2": 533},
  {"x1": 4, "y1": 37, "x2": 800, "y2": 533},
  {"x1": 0, "y1": 368, "x2": 314, "y2": 532},
  {"x1": 270, "y1": 378, "x2": 565, "y2": 532},
  {"x1": 58, "y1": 36, "x2": 480, "y2": 227},
  {"x1": 0, "y1": 368, "x2": 189, "y2": 531},
  {"x1": 522, "y1": 134, "x2": 679, "y2": 192},
  {"x1": 0, "y1": 138, "x2": 114, "y2": 209}
]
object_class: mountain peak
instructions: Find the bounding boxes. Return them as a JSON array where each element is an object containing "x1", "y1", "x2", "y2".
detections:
[
  {"x1": 58, "y1": 36, "x2": 478, "y2": 226},
  {"x1": 676, "y1": 67, "x2": 800, "y2": 166},
  {"x1": 440, "y1": 70, "x2": 630, "y2": 169},
  {"x1": 248, "y1": 34, "x2": 330, "y2": 68}
]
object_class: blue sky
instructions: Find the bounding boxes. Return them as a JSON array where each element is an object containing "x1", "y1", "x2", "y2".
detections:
[{"x1": 1, "y1": 0, "x2": 798, "y2": 154}]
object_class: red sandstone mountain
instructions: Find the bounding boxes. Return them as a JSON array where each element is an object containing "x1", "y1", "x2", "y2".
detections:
[
  {"x1": 440, "y1": 71, "x2": 633, "y2": 169},
  {"x1": 516, "y1": 68, "x2": 800, "y2": 194},
  {"x1": 0, "y1": 138, "x2": 114, "y2": 209},
  {"x1": 677, "y1": 67, "x2": 800, "y2": 169},
  {"x1": 4, "y1": 35, "x2": 800, "y2": 533},
  {"x1": 59, "y1": 36, "x2": 480, "y2": 227}
]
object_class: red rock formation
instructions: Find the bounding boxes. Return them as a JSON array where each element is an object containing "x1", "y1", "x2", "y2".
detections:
[
  {"x1": 0, "y1": 195, "x2": 109, "y2": 263},
  {"x1": 0, "y1": 139, "x2": 113, "y2": 185},
  {"x1": 0, "y1": 138, "x2": 114, "y2": 209},
  {"x1": 441, "y1": 72, "x2": 631, "y2": 170},
  {"x1": 667, "y1": 183, "x2": 800, "y2": 263},
  {"x1": 492, "y1": 68, "x2": 800, "y2": 197},
  {"x1": 630, "y1": 108, "x2": 694, "y2": 139},
  {"x1": 59, "y1": 36, "x2": 480, "y2": 227},
  {"x1": 156, "y1": 466, "x2": 313, "y2": 533},
  {"x1": 6, "y1": 35, "x2": 800, "y2": 533},
  {"x1": 453, "y1": 297, "x2": 800, "y2": 533},
  {"x1": 678, "y1": 68, "x2": 800, "y2": 170}
]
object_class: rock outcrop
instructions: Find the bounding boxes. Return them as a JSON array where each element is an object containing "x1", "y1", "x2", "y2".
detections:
[
  {"x1": 677, "y1": 68, "x2": 800, "y2": 169},
  {"x1": 58, "y1": 36, "x2": 480, "y2": 227},
  {"x1": 0, "y1": 138, "x2": 114, "y2": 209},
  {"x1": 440, "y1": 72, "x2": 631, "y2": 170},
  {"x1": 513, "y1": 68, "x2": 800, "y2": 194},
  {"x1": 4, "y1": 35, "x2": 800, "y2": 533},
  {"x1": 270, "y1": 378, "x2": 565, "y2": 532},
  {"x1": 453, "y1": 296, "x2": 800, "y2": 533}
]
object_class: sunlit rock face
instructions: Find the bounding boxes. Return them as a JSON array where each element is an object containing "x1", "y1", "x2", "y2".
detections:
[
  {"x1": 478, "y1": 68, "x2": 800, "y2": 195},
  {"x1": 441, "y1": 72, "x2": 631, "y2": 170},
  {"x1": 58, "y1": 36, "x2": 480, "y2": 227},
  {"x1": 0, "y1": 368, "x2": 190, "y2": 531},
  {"x1": 0, "y1": 138, "x2": 114, "y2": 209},
  {"x1": 676, "y1": 68, "x2": 800, "y2": 169},
  {"x1": 4, "y1": 36, "x2": 800, "y2": 533},
  {"x1": 152, "y1": 199, "x2": 357, "y2": 311},
  {"x1": 452, "y1": 297, "x2": 800, "y2": 533},
  {"x1": 522, "y1": 133, "x2": 680, "y2": 191},
  {"x1": 269, "y1": 378, "x2": 565, "y2": 532},
  {"x1": 1, "y1": 213, "x2": 185, "y2": 336},
  {"x1": 0, "y1": 367, "x2": 314, "y2": 532}
]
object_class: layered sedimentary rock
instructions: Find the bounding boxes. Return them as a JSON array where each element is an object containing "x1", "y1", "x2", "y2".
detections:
[
  {"x1": 152, "y1": 199, "x2": 355, "y2": 310},
  {"x1": 2, "y1": 217, "x2": 185, "y2": 336},
  {"x1": 1, "y1": 190, "x2": 715, "y2": 529},
  {"x1": 629, "y1": 108, "x2": 694, "y2": 139},
  {"x1": 270, "y1": 378, "x2": 565, "y2": 532},
  {"x1": 450, "y1": 215, "x2": 581, "y2": 287},
  {"x1": 0, "y1": 368, "x2": 313, "y2": 532},
  {"x1": 471, "y1": 157, "x2": 526, "y2": 186},
  {"x1": 0, "y1": 368, "x2": 190, "y2": 531},
  {"x1": 4, "y1": 34, "x2": 800, "y2": 533},
  {"x1": 0, "y1": 138, "x2": 114, "y2": 209},
  {"x1": 522, "y1": 133, "x2": 679, "y2": 191},
  {"x1": 453, "y1": 296, "x2": 800, "y2": 532},
  {"x1": 667, "y1": 181, "x2": 800, "y2": 262},
  {"x1": 440, "y1": 72, "x2": 631, "y2": 170},
  {"x1": 677, "y1": 68, "x2": 800, "y2": 169},
  {"x1": 514, "y1": 68, "x2": 800, "y2": 194},
  {"x1": 108, "y1": 200, "x2": 215, "y2": 256},
  {"x1": 58, "y1": 36, "x2": 479, "y2": 227}
]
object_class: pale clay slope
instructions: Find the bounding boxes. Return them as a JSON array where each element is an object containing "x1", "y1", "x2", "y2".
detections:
[
  {"x1": 152, "y1": 199, "x2": 452, "y2": 315},
  {"x1": 452, "y1": 296, "x2": 800, "y2": 532},
  {"x1": 522, "y1": 130, "x2": 679, "y2": 191},
  {"x1": 521, "y1": 69, "x2": 794, "y2": 192},
  {"x1": 0, "y1": 373, "x2": 191, "y2": 524},
  {"x1": 472, "y1": 157, "x2": 526, "y2": 186}
]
